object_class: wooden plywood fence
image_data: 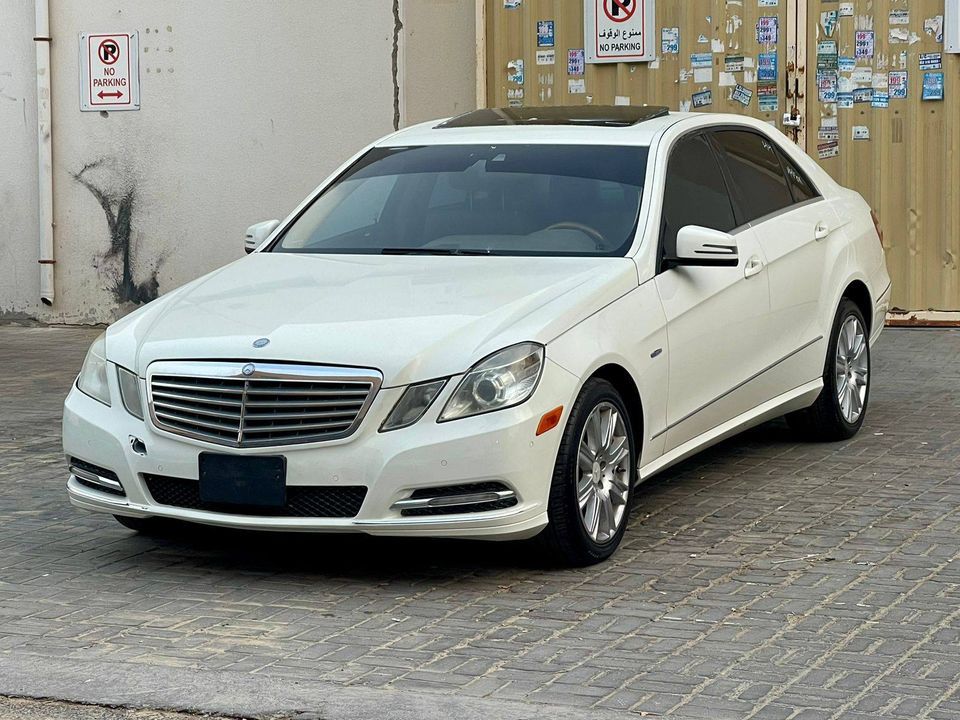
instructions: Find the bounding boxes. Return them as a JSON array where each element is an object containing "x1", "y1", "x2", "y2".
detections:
[
  {"x1": 484, "y1": 0, "x2": 960, "y2": 312},
  {"x1": 806, "y1": 0, "x2": 960, "y2": 312}
]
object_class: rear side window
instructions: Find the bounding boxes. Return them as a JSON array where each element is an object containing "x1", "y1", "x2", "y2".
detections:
[
  {"x1": 660, "y1": 133, "x2": 737, "y2": 258},
  {"x1": 712, "y1": 130, "x2": 794, "y2": 223},
  {"x1": 777, "y1": 148, "x2": 819, "y2": 203}
]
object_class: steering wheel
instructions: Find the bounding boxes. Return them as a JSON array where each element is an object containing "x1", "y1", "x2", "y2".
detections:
[{"x1": 544, "y1": 221, "x2": 606, "y2": 248}]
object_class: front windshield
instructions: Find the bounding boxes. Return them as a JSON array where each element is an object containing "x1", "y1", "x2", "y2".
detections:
[{"x1": 272, "y1": 144, "x2": 648, "y2": 256}]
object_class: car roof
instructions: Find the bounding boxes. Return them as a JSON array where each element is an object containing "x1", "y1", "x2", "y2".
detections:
[{"x1": 379, "y1": 109, "x2": 776, "y2": 148}]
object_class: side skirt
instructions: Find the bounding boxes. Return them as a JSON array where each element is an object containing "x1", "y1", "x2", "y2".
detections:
[{"x1": 636, "y1": 378, "x2": 823, "y2": 484}]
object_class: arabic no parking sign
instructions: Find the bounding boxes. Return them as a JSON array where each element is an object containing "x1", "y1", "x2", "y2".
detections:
[
  {"x1": 584, "y1": 0, "x2": 655, "y2": 64},
  {"x1": 79, "y1": 32, "x2": 141, "y2": 111}
]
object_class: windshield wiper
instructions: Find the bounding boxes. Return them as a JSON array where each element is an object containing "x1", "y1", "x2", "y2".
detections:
[{"x1": 380, "y1": 247, "x2": 492, "y2": 256}]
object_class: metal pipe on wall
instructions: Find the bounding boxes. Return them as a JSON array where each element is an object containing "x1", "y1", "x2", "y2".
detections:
[{"x1": 35, "y1": 0, "x2": 55, "y2": 306}]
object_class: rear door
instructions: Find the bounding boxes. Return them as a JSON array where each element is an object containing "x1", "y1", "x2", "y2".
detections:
[
  {"x1": 653, "y1": 131, "x2": 772, "y2": 452},
  {"x1": 710, "y1": 127, "x2": 834, "y2": 393}
]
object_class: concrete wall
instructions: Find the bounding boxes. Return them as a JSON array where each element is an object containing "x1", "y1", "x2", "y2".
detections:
[
  {"x1": 0, "y1": 0, "x2": 41, "y2": 321},
  {"x1": 0, "y1": 0, "x2": 477, "y2": 325}
]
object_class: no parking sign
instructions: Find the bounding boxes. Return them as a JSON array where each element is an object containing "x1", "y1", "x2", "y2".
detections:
[
  {"x1": 79, "y1": 32, "x2": 141, "y2": 111},
  {"x1": 584, "y1": 0, "x2": 656, "y2": 64}
]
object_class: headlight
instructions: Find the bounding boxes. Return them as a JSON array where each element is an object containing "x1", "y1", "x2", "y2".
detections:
[
  {"x1": 380, "y1": 379, "x2": 447, "y2": 432},
  {"x1": 77, "y1": 332, "x2": 111, "y2": 406},
  {"x1": 438, "y1": 342, "x2": 544, "y2": 422},
  {"x1": 117, "y1": 366, "x2": 144, "y2": 420}
]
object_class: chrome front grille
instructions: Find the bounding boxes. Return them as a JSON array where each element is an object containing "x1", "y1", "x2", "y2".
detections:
[{"x1": 147, "y1": 361, "x2": 382, "y2": 448}]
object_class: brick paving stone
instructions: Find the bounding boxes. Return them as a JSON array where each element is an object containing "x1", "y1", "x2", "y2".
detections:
[{"x1": 1, "y1": 325, "x2": 960, "y2": 719}]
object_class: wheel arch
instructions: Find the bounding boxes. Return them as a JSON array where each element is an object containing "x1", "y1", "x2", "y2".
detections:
[
  {"x1": 841, "y1": 279, "x2": 873, "y2": 335},
  {"x1": 586, "y1": 363, "x2": 645, "y2": 462}
]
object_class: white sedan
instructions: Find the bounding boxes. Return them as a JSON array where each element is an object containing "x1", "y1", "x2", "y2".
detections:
[{"x1": 63, "y1": 107, "x2": 891, "y2": 565}]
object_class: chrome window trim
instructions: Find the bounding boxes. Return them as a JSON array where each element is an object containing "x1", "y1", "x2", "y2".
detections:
[{"x1": 146, "y1": 361, "x2": 383, "y2": 448}]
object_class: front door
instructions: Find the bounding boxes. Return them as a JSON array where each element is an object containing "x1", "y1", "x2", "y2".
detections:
[{"x1": 652, "y1": 131, "x2": 772, "y2": 451}]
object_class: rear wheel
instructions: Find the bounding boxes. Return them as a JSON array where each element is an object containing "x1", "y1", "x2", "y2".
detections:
[
  {"x1": 788, "y1": 298, "x2": 870, "y2": 441},
  {"x1": 113, "y1": 515, "x2": 166, "y2": 534},
  {"x1": 537, "y1": 378, "x2": 636, "y2": 566}
]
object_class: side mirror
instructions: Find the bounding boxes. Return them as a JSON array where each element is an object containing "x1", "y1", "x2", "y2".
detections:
[
  {"x1": 668, "y1": 225, "x2": 739, "y2": 268},
  {"x1": 244, "y1": 219, "x2": 281, "y2": 254}
]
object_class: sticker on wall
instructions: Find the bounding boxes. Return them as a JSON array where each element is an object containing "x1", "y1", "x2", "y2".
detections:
[
  {"x1": 758, "y1": 53, "x2": 777, "y2": 82},
  {"x1": 698, "y1": 34, "x2": 709, "y2": 44},
  {"x1": 818, "y1": 125, "x2": 840, "y2": 141},
  {"x1": 725, "y1": 55, "x2": 745, "y2": 72},
  {"x1": 838, "y1": 56, "x2": 856, "y2": 72},
  {"x1": 851, "y1": 67, "x2": 873, "y2": 83},
  {"x1": 507, "y1": 59, "x2": 524, "y2": 84},
  {"x1": 614, "y1": 95, "x2": 630, "y2": 106},
  {"x1": 536, "y1": 49, "x2": 556, "y2": 65},
  {"x1": 821, "y1": 11, "x2": 839, "y2": 38},
  {"x1": 690, "y1": 52, "x2": 712, "y2": 68},
  {"x1": 758, "y1": 83, "x2": 778, "y2": 111},
  {"x1": 662, "y1": 27, "x2": 680, "y2": 54},
  {"x1": 919, "y1": 53, "x2": 942, "y2": 70},
  {"x1": 759, "y1": 0, "x2": 779, "y2": 6},
  {"x1": 818, "y1": 141, "x2": 840, "y2": 159},
  {"x1": 568, "y1": 48, "x2": 585, "y2": 75},
  {"x1": 853, "y1": 88, "x2": 874, "y2": 104},
  {"x1": 888, "y1": 71, "x2": 908, "y2": 98},
  {"x1": 537, "y1": 20, "x2": 555, "y2": 47},
  {"x1": 852, "y1": 126, "x2": 870, "y2": 140},
  {"x1": 839, "y1": 3, "x2": 854, "y2": 18},
  {"x1": 889, "y1": 10, "x2": 910, "y2": 26},
  {"x1": 694, "y1": 68, "x2": 714, "y2": 83},
  {"x1": 568, "y1": 78, "x2": 586, "y2": 94},
  {"x1": 818, "y1": 72, "x2": 838, "y2": 102},
  {"x1": 817, "y1": 41, "x2": 839, "y2": 70},
  {"x1": 922, "y1": 72, "x2": 944, "y2": 101},
  {"x1": 871, "y1": 93, "x2": 890, "y2": 108},
  {"x1": 855, "y1": 31, "x2": 875, "y2": 58},
  {"x1": 692, "y1": 89, "x2": 713, "y2": 108},
  {"x1": 732, "y1": 84, "x2": 754, "y2": 106},
  {"x1": 504, "y1": 0, "x2": 522, "y2": 8},
  {"x1": 837, "y1": 92, "x2": 854, "y2": 109},
  {"x1": 924, "y1": 16, "x2": 944, "y2": 43},
  {"x1": 757, "y1": 17, "x2": 779, "y2": 45}
]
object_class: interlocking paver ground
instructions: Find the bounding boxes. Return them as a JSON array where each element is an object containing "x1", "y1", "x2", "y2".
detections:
[{"x1": 1, "y1": 325, "x2": 959, "y2": 719}]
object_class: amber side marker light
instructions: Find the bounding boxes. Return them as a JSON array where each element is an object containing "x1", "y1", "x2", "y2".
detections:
[{"x1": 536, "y1": 406, "x2": 564, "y2": 436}]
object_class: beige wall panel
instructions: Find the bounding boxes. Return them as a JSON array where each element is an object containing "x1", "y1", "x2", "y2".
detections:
[
  {"x1": 806, "y1": 0, "x2": 958, "y2": 311},
  {"x1": 486, "y1": 0, "x2": 787, "y2": 126}
]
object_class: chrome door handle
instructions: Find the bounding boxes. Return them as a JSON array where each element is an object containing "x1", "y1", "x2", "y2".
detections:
[
  {"x1": 815, "y1": 221, "x2": 830, "y2": 240},
  {"x1": 744, "y1": 256, "x2": 764, "y2": 278}
]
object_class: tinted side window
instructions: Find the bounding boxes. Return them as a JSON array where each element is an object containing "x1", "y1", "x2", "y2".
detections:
[
  {"x1": 776, "y1": 147, "x2": 819, "y2": 203},
  {"x1": 712, "y1": 130, "x2": 794, "y2": 223},
  {"x1": 661, "y1": 134, "x2": 737, "y2": 258}
]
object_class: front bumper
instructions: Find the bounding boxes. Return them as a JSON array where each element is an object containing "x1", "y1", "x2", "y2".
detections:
[{"x1": 63, "y1": 359, "x2": 579, "y2": 540}]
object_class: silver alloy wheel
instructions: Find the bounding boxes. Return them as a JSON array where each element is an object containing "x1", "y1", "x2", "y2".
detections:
[
  {"x1": 576, "y1": 401, "x2": 631, "y2": 543},
  {"x1": 835, "y1": 315, "x2": 869, "y2": 423}
]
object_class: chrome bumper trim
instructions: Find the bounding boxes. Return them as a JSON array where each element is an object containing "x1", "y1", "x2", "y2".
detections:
[
  {"x1": 69, "y1": 465, "x2": 125, "y2": 494},
  {"x1": 390, "y1": 489, "x2": 516, "y2": 511}
]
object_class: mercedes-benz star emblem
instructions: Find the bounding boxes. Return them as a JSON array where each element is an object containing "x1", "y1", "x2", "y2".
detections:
[
  {"x1": 242, "y1": 363, "x2": 256, "y2": 376},
  {"x1": 253, "y1": 337, "x2": 270, "y2": 348}
]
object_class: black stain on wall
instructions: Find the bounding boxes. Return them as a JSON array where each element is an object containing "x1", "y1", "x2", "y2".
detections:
[{"x1": 72, "y1": 159, "x2": 160, "y2": 305}]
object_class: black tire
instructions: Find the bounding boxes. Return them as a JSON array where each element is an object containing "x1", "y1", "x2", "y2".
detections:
[
  {"x1": 113, "y1": 514, "x2": 166, "y2": 534},
  {"x1": 787, "y1": 298, "x2": 870, "y2": 441},
  {"x1": 536, "y1": 378, "x2": 637, "y2": 566}
]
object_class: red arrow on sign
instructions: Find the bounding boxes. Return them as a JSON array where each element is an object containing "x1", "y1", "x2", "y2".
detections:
[{"x1": 97, "y1": 90, "x2": 124, "y2": 99}]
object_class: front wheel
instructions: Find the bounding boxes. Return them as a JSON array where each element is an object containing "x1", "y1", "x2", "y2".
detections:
[
  {"x1": 536, "y1": 378, "x2": 636, "y2": 566},
  {"x1": 788, "y1": 298, "x2": 871, "y2": 441}
]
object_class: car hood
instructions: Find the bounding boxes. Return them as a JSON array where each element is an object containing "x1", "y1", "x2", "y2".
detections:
[{"x1": 107, "y1": 253, "x2": 638, "y2": 387}]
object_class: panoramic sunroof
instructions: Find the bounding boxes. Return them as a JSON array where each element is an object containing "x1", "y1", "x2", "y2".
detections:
[{"x1": 437, "y1": 106, "x2": 670, "y2": 129}]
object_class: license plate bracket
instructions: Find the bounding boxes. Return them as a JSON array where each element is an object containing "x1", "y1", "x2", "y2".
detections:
[{"x1": 198, "y1": 453, "x2": 286, "y2": 507}]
